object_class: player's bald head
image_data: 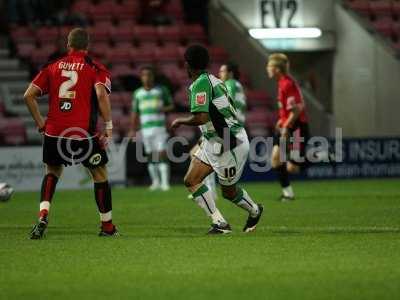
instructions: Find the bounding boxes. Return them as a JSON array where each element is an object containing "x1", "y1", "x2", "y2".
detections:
[{"x1": 67, "y1": 28, "x2": 89, "y2": 51}]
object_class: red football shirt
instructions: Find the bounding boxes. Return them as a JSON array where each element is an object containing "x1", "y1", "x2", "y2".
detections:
[
  {"x1": 31, "y1": 50, "x2": 111, "y2": 138},
  {"x1": 277, "y1": 74, "x2": 307, "y2": 125}
]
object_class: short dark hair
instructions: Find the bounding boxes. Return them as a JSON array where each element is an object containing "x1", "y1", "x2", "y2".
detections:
[
  {"x1": 140, "y1": 65, "x2": 155, "y2": 74},
  {"x1": 225, "y1": 62, "x2": 240, "y2": 80},
  {"x1": 184, "y1": 45, "x2": 209, "y2": 70},
  {"x1": 68, "y1": 28, "x2": 89, "y2": 50}
]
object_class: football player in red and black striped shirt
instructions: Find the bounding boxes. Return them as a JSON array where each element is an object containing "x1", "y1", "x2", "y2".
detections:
[
  {"x1": 24, "y1": 28, "x2": 118, "y2": 238},
  {"x1": 267, "y1": 53, "x2": 310, "y2": 202}
]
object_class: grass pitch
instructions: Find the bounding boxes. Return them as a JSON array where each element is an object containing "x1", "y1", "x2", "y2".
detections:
[{"x1": 0, "y1": 179, "x2": 399, "y2": 300}]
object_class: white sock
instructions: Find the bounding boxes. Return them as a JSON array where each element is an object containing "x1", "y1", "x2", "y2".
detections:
[
  {"x1": 192, "y1": 184, "x2": 227, "y2": 225},
  {"x1": 204, "y1": 173, "x2": 217, "y2": 198},
  {"x1": 231, "y1": 188, "x2": 259, "y2": 217},
  {"x1": 158, "y1": 162, "x2": 170, "y2": 187},
  {"x1": 99, "y1": 211, "x2": 112, "y2": 222},
  {"x1": 148, "y1": 163, "x2": 160, "y2": 186},
  {"x1": 282, "y1": 186, "x2": 294, "y2": 198}
]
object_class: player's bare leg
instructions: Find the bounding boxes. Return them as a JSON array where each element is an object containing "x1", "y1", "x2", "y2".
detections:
[
  {"x1": 184, "y1": 157, "x2": 230, "y2": 234},
  {"x1": 30, "y1": 164, "x2": 63, "y2": 240},
  {"x1": 88, "y1": 165, "x2": 118, "y2": 236},
  {"x1": 271, "y1": 145, "x2": 294, "y2": 201},
  {"x1": 220, "y1": 184, "x2": 263, "y2": 233}
]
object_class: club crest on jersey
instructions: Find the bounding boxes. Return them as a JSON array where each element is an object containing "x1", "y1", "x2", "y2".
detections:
[
  {"x1": 89, "y1": 153, "x2": 102, "y2": 166},
  {"x1": 196, "y1": 92, "x2": 207, "y2": 105},
  {"x1": 60, "y1": 100, "x2": 72, "y2": 111}
]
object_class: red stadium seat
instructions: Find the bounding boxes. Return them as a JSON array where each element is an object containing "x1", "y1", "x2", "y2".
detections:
[
  {"x1": 369, "y1": 0, "x2": 393, "y2": 18},
  {"x1": 90, "y1": 42, "x2": 111, "y2": 60},
  {"x1": 16, "y1": 43, "x2": 36, "y2": 59},
  {"x1": 0, "y1": 118, "x2": 27, "y2": 145},
  {"x1": 36, "y1": 27, "x2": 60, "y2": 45},
  {"x1": 246, "y1": 90, "x2": 272, "y2": 108},
  {"x1": 174, "y1": 88, "x2": 189, "y2": 108},
  {"x1": 347, "y1": 0, "x2": 370, "y2": 18},
  {"x1": 88, "y1": 26, "x2": 111, "y2": 43},
  {"x1": 106, "y1": 47, "x2": 133, "y2": 64},
  {"x1": 0, "y1": 100, "x2": 5, "y2": 115},
  {"x1": 209, "y1": 47, "x2": 229, "y2": 63},
  {"x1": 393, "y1": 1, "x2": 400, "y2": 18},
  {"x1": 155, "y1": 46, "x2": 181, "y2": 67},
  {"x1": 182, "y1": 25, "x2": 208, "y2": 44},
  {"x1": 131, "y1": 48, "x2": 155, "y2": 65},
  {"x1": 31, "y1": 45, "x2": 57, "y2": 66},
  {"x1": 158, "y1": 26, "x2": 182, "y2": 46},
  {"x1": 112, "y1": 1, "x2": 141, "y2": 21},
  {"x1": 60, "y1": 26, "x2": 74, "y2": 40},
  {"x1": 71, "y1": 0, "x2": 91, "y2": 15},
  {"x1": 110, "y1": 26, "x2": 135, "y2": 43},
  {"x1": 111, "y1": 64, "x2": 136, "y2": 78},
  {"x1": 134, "y1": 26, "x2": 159, "y2": 47},
  {"x1": 89, "y1": 1, "x2": 115, "y2": 22},
  {"x1": 372, "y1": 17, "x2": 394, "y2": 38},
  {"x1": 392, "y1": 22, "x2": 400, "y2": 39},
  {"x1": 10, "y1": 26, "x2": 35, "y2": 43},
  {"x1": 165, "y1": 0, "x2": 185, "y2": 22}
]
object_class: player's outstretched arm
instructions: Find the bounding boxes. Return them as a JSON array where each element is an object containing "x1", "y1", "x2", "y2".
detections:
[
  {"x1": 170, "y1": 112, "x2": 208, "y2": 130},
  {"x1": 95, "y1": 84, "x2": 112, "y2": 139},
  {"x1": 23, "y1": 85, "x2": 45, "y2": 132}
]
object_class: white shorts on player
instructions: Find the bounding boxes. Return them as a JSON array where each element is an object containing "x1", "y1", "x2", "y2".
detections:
[
  {"x1": 141, "y1": 127, "x2": 169, "y2": 154},
  {"x1": 194, "y1": 129, "x2": 249, "y2": 186}
]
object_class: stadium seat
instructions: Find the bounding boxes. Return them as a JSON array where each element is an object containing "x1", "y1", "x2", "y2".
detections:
[
  {"x1": 246, "y1": 90, "x2": 272, "y2": 108},
  {"x1": 60, "y1": 26, "x2": 74, "y2": 40},
  {"x1": 111, "y1": 64, "x2": 136, "y2": 78},
  {"x1": 11, "y1": 27, "x2": 35, "y2": 43},
  {"x1": 0, "y1": 118, "x2": 27, "y2": 145},
  {"x1": 110, "y1": 26, "x2": 135, "y2": 43},
  {"x1": 90, "y1": 42, "x2": 111, "y2": 59},
  {"x1": 158, "y1": 26, "x2": 182, "y2": 46},
  {"x1": 0, "y1": 100, "x2": 5, "y2": 116},
  {"x1": 174, "y1": 88, "x2": 189, "y2": 108},
  {"x1": 134, "y1": 26, "x2": 158, "y2": 47},
  {"x1": 372, "y1": 17, "x2": 394, "y2": 38},
  {"x1": 369, "y1": 0, "x2": 393, "y2": 18},
  {"x1": 182, "y1": 25, "x2": 208, "y2": 44},
  {"x1": 155, "y1": 46, "x2": 181, "y2": 67},
  {"x1": 31, "y1": 45, "x2": 57, "y2": 66},
  {"x1": 106, "y1": 47, "x2": 133, "y2": 64},
  {"x1": 36, "y1": 27, "x2": 60, "y2": 45},
  {"x1": 89, "y1": 1, "x2": 115, "y2": 22},
  {"x1": 112, "y1": 1, "x2": 141, "y2": 21},
  {"x1": 393, "y1": 1, "x2": 400, "y2": 18},
  {"x1": 16, "y1": 43, "x2": 36, "y2": 59},
  {"x1": 71, "y1": 0, "x2": 91, "y2": 15},
  {"x1": 164, "y1": 0, "x2": 185, "y2": 22},
  {"x1": 392, "y1": 22, "x2": 400, "y2": 40},
  {"x1": 131, "y1": 48, "x2": 155, "y2": 65},
  {"x1": 209, "y1": 47, "x2": 229, "y2": 63},
  {"x1": 88, "y1": 25, "x2": 111, "y2": 43},
  {"x1": 347, "y1": 0, "x2": 371, "y2": 18}
]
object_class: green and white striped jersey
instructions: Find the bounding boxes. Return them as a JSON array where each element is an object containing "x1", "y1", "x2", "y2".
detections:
[
  {"x1": 132, "y1": 85, "x2": 172, "y2": 130},
  {"x1": 224, "y1": 79, "x2": 247, "y2": 124},
  {"x1": 189, "y1": 72, "x2": 243, "y2": 140}
]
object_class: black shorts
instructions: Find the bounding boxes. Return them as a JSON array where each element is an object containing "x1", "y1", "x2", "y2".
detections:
[
  {"x1": 43, "y1": 135, "x2": 108, "y2": 168},
  {"x1": 273, "y1": 122, "x2": 310, "y2": 168}
]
